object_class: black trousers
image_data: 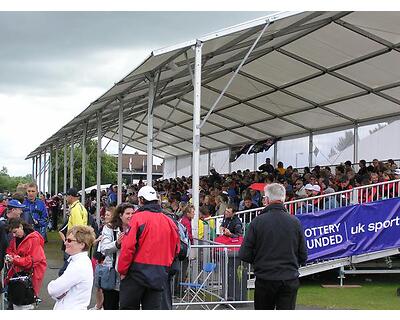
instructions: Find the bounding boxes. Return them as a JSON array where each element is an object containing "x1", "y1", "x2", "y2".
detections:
[
  {"x1": 103, "y1": 289, "x2": 119, "y2": 310},
  {"x1": 119, "y1": 275, "x2": 162, "y2": 310},
  {"x1": 254, "y1": 278, "x2": 299, "y2": 310}
]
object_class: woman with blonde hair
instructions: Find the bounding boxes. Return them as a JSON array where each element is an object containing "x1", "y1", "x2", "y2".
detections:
[{"x1": 47, "y1": 225, "x2": 95, "y2": 310}]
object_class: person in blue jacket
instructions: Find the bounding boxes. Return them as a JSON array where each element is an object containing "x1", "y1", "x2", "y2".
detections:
[{"x1": 22, "y1": 182, "x2": 48, "y2": 240}]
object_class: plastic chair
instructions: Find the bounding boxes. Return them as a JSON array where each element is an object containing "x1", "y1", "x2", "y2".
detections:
[{"x1": 178, "y1": 262, "x2": 217, "y2": 310}]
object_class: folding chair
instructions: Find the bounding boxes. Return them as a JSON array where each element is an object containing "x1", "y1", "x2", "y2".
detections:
[{"x1": 178, "y1": 262, "x2": 217, "y2": 310}]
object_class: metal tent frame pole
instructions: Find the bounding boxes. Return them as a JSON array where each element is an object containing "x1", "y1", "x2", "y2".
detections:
[
  {"x1": 63, "y1": 138, "x2": 68, "y2": 220},
  {"x1": 274, "y1": 143, "x2": 278, "y2": 167},
  {"x1": 147, "y1": 77, "x2": 155, "y2": 186},
  {"x1": 70, "y1": 138, "x2": 74, "y2": 188},
  {"x1": 48, "y1": 147, "x2": 52, "y2": 196},
  {"x1": 118, "y1": 104, "x2": 123, "y2": 205},
  {"x1": 43, "y1": 151, "x2": 47, "y2": 193},
  {"x1": 32, "y1": 158, "x2": 35, "y2": 183},
  {"x1": 81, "y1": 122, "x2": 87, "y2": 206},
  {"x1": 38, "y1": 153, "x2": 42, "y2": 192},
  {"x1": 309, "y1": 132, "x2": 313, "y2": 168},
  {"x1": 192, "y1": 40, "x2": 202, "y2": 239},
  {"x1": 354, "y1": 123, "x2": 359, "y2": 165},
  {"x1": 96, "y1": 112, "x2": 102, "y2": 224},
  {"x1": 55, "y1": 148, "x2": 59, "y2": 195},
  {"x1": 35, "y1": 156, "x2": 39, "y2": 184}
]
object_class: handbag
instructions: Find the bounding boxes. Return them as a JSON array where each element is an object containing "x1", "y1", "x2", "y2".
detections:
[
  {"x1": 95, "y1": 230, "x2": 118, "y2": 290},
  {"x1": 7, "y1": 271, "x2": 35, "y2": 306}
]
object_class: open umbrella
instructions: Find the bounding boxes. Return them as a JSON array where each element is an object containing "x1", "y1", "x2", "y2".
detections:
[{"x1": 249, "y1": 182, "x2": 267, "y2": 191}]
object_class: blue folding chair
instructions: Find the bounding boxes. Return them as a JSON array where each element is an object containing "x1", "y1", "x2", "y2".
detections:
[{"x1": 178, "y1": 262, "x2": 217, "y2": 310}]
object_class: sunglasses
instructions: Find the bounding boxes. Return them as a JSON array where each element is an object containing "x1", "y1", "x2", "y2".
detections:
[{"x1": 65, "y1": 238, "x2": 78, "y2": 243}]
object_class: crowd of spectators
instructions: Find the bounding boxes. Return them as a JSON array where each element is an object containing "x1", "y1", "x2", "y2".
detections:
[{"x1": 105, "y1": 158, "x2": 400, "y2": 220}]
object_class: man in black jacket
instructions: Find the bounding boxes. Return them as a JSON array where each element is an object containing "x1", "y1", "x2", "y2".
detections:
[{"x1": 239, "y1": 183, "x2": 307, "y2": 310}]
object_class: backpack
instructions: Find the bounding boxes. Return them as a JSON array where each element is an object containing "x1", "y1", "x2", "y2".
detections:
[
  {"x1": 163, "y1": 211, "x2": 190, "y2": 261},
  {"x1": 176, "y1": 219, "x2": 191, "y2": 261}
]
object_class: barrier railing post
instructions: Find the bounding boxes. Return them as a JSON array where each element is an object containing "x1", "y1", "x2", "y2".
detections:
[{"x1": 0, "y1": 268, "x2": 4, "y2": 310}]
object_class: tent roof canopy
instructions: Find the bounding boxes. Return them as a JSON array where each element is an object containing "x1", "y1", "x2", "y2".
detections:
[{"x1": 27, "y1": 11, "x2": 400, "y2": 160}]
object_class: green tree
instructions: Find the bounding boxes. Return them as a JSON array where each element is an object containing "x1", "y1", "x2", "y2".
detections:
[
  {"x1": 0, "y1": 167, "x2": 32, "y2": 193},
  {"x1": 50, "y1": 140, "x2": 117, "y2": 193}
]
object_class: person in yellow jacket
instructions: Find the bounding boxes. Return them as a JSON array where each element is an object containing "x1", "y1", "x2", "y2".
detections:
[
  {"x1": 198, "y1": 206, "x2": 216, "y2": 241},
  {"x1": 65, "y1": 188, "x2": 88, "y2": 232}
]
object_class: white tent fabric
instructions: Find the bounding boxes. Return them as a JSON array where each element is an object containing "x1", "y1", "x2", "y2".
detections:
[{"x1": 27, "y1": 11, "x2": 400, "y2": 164}]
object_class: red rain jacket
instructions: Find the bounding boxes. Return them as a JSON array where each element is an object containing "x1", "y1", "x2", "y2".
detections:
[{"x1": 6, "y1": 231, "x2": 47, "y2": 296}]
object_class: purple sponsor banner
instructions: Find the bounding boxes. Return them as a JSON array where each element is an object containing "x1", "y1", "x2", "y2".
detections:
[{"x1": 297, "y1": 197, "x2": 400, "y2": 262}]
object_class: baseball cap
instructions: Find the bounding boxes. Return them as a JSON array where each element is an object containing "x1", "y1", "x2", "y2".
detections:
[
  {"x1": 63, "y1": 188, "x2": 80, "y2": 197},
  {"x1": 304, "y1": 184, "x2": 314, "y2": 191},
  {"x1": 393, "y1": 169, "x2": 400, "y2": 175},
  {"x1": 138, "y1": 186, "x2": 158, "y2": 201},
  {"x1": 312, "y1": 185, "x2": 321, "y2": 193},
  {"x1": 7, "y1": 199, "x2": 25, "y2": 209}
]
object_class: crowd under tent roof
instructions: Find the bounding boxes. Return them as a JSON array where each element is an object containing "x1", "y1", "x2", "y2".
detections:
[{"x1": 27, "y1": 11, "x2": 400, "y2": 160}]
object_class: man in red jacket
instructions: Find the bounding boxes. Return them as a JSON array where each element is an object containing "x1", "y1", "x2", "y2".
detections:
[{"x1": 117, "y1": 186, "x2": 180, "y2": 310}]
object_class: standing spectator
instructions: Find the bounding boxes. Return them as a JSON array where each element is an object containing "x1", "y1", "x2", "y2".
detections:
[
  {"x1": 0, "y1": 193, "x2": 7, "y2": 218},
  {"x1": 108, "y1": 185, "x2": 118, "y2": 207},
  {"x1": 198, "y1": 206, "x2": 216, "y2": 241},
  {"x1": 6, "y1": 218, "x2": 47, "y2": 310},
  {"x1": 117, "y1": 186, "x2": 180, "y2": 310},
  {"x1": 239, "y1": 183, "x2": 307, "y2": 310},
  {"x1": 258, "y1": 157, "x2": 275, "y2": 174},
  {"x1": 99, "y1": 206, "x2": 126, "y2": 310},
  {"x1": 180, "y1": 205, "x2": 194, "y2": 245},
  {"x1": 22, "y1": 182, "x2": 48, "y2": 238},
  {"x1": 47, "y1": 225, "x2": 96, "y2": 309},
  {"x1": 65, "y1": 188, "x2": 88, "y2": 232}
]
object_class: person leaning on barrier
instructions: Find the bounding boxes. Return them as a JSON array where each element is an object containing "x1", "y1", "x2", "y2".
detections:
[
  {"x1": 239, "y1": 183, "x2": 307, "y2": 310},
  {"x1": 220, "y1": 204, "x2": 243, "y2": 238}
]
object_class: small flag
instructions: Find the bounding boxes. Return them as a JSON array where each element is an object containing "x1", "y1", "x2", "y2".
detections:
[{"x1": 313, "y1": 146, "x2": 319, "y2": 157}]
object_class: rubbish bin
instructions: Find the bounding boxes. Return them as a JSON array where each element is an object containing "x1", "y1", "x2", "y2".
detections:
[{"x1": 225, "y1": 250, "x2": 248, "y2": 301}]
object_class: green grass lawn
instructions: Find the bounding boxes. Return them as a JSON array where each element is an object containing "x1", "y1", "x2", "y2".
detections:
[{"x1": 297, "y1": 283, "x2": 400, "y2": 310}]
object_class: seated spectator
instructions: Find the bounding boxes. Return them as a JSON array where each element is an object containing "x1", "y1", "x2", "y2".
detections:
[
  {"x1": 215, "y1": 194, "x2": 228, "y2": 217},
  {"x1": 275, "y1": 161, "x2": 286, "y2": 176},
  {"x1": 220, "y1": 204, "x2": 243, "y2": 238},
  {"x1": 294, "y1": 178, "x2": 307, "y2": 198}
]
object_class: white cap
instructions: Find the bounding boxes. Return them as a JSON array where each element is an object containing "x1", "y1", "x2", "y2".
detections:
[
  {"x1": 138, "y1": 186, "x2": 158, "y2": 201},
  {"x1": 313, "y1": 185, "x2": 321, "y2": 193},
  {"x1": 394, "y1": 169, "x2": 400, "y2": 175},
  {"x1": 304, "y1": 183, "x2": 314, "y2": 191}
]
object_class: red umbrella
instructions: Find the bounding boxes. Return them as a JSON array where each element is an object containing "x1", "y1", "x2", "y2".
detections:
[{"x1": 249, "y1": 182, "x2": 267, "y2": 191}]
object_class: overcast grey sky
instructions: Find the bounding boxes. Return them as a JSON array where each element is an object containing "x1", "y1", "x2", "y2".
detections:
[{"x1": 0, "y1": 11, "x2": 274, "y2": 176}]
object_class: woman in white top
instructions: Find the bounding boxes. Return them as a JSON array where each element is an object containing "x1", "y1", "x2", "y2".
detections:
[
  {"x1": 47, "y1": 225, "x2": 95, "y2": 310},
  {"x1": 99, "y1": 203, "x2": 135, "y2": 309}
]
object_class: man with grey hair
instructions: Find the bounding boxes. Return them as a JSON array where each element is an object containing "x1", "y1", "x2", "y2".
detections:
[{"x1": 239, "y1": 183, "x2": 307, "y2": 310}]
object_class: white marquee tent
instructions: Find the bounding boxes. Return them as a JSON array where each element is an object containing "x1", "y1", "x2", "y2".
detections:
[{"x1": 26, "y1": 11, "x2": 400, "y2": 228}]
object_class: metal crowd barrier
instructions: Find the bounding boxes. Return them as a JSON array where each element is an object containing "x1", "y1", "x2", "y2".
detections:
[
  {"x1": 206, "y1": 179, "x2": 400, "y2": 239},
  {"x1": 0, "y1": 268, "x2": 4, "y2": 310},
  {"x1": 172, "y1": 243, "x2": 250, "y2": 309}
]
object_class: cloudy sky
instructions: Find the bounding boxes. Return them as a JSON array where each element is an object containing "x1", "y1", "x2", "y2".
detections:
[{"x1": 0, "y1": 11, "x2": 278, "y2": 176}]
